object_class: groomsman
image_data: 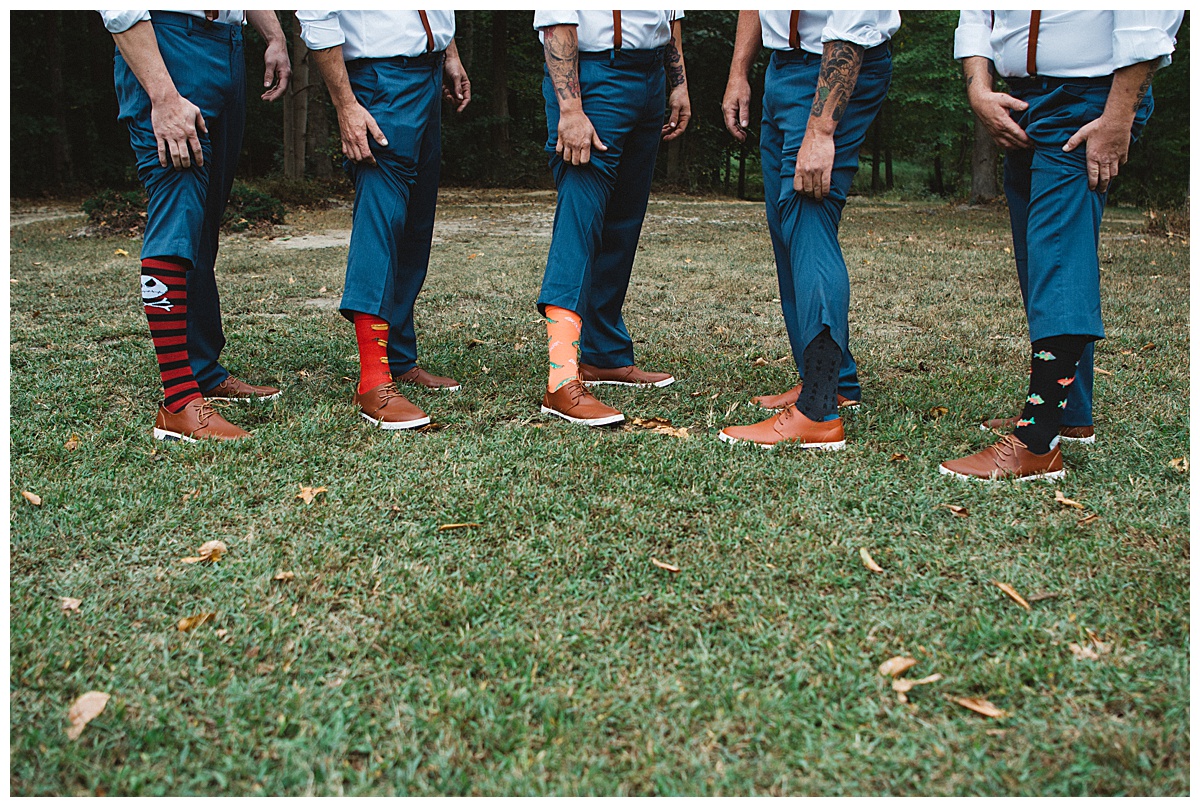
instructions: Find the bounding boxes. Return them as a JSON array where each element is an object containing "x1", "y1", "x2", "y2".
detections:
[
  {"x1": 719, "y1": 11, "x2": 899, "y2": 448},
  {"x1": 301, "y1": 11, "x2": 471, "y2": 429},
  {"x1": 535, "y1": 11, "x2": 691, "y2": 427},
  {"x1": 940, "y1": 10, "x2": 1183, "y2": 480},
  {"x1": 104, "y1": 10, "x2": 291, "y2": 441}
]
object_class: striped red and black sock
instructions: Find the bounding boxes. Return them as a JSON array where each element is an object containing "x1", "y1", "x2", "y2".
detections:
[{"x1": 141, "y1": 257, "x2": 201, "y2": 413}]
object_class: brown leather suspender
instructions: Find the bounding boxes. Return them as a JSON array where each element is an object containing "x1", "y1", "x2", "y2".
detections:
[
  {"x1": 1026, "y1": 10, "x2": 1041, "y2": 76},
  {"x1": 418, "y1": 10, "x2": 435, "y2": 53},
  {"x1": 612, "y1": 10, "x2": 622, "y2": 49},
  {"x1": 789, "y1": 10, "x2": 801, "y2": 49}
]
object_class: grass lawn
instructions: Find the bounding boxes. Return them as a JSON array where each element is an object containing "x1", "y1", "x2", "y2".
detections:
[{"x1": 9, "y1": 191, "x2": 1189, "y2": 795}]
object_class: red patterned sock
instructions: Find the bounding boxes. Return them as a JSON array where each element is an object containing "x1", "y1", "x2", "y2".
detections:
[
  {"x1": 141, "y1": 257, "x2": 201, "y2": 413},
  {"x1": 354, "y1": 313, "x2": 392, "y2": 394}
]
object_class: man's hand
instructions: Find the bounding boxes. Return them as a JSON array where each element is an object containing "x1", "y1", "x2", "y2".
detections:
[
  {"x1": 1063, "y1": 116, "x2": 1131, "y2": 193},
  {"x1": 968, "y1": 89, "x2": 1032, "y2": 150},
  {"x1": 260, "y1": 37, "x2": 291, "y2": 101},
  {"x1": 793, "y1": 132, "x2": 834, "y2": 200},
  {"x1": 151, "y1": 93, "x2": 208, "y2": 170},
  {"x1": 442, "y1": 56, "x2": 471, "y2": 113},
  {"x1": 336, "y1": 102, "x2": 388, "y2": 165},
  {"x1": 722, "y1": 77, "x2": 752, "y2": 142},
  {"x1": 662, "y1": 85, "x2": 691, "y2": 141},
  {"x1": 557, "y1": 109, "x2": 606, "y2": 165}
]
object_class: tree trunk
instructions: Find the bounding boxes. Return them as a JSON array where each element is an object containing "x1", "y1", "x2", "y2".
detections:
[
  {"x1": 970, "y1": 115, "x2": 1001, "y2": 204},
  {"x1": 666, "y1": 138, "x2": 682, "y2": 185},
  {"x1": 870, "y1": 114, "x2": 882, "y2": 194},
  {"x1": 932, "y1": 146, "x2": 945, "y2": 195},
  {"x1": 47, "y1": 12, "x2": 74, "y2": 188},
  {"x1": 306, "y1": 63, "x2": 331, "y2": 178},
  {"x1": 490, "y1": 11, "x2": 511, "y2": 162},
  {"x1": 884, "y1": 101, "x2": 894, "y2": 190},
  {"x1": 724, "y1": 148, "x2": 732, "y2": 193},
  {"x1": 283, "y1": 27, "x2": 309, "y2": 179},
  {"x1": 737, "y1": 142, "x2": 747, "y2": 199},
  {"x1": 458, "y1": 11, "x2": 474, "y2": 71}
]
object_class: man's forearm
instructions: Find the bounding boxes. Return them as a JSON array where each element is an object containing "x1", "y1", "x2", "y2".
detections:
[
  {"x1": 309, "y1": 46, "x2": 357, "y2": 109},
  {"x1": 961, "y1": 55, "x2": 995, "y2": 100},
  {"x1": 246, "y1": 10, "x2": 285, "y2": 46},
  {"x1": 665, "y1": 19, "x2": 686, "y2": 89},
  {"x1": 111, "y1": 21, "x2": 179, "y2": 104},
  {"x1": 727, "y1": 10, "x2": 761, "y2": 84},
  {"x1": 1105, "y1": 59, "x2": 1157, "y2": 122},
  {"x1": 445, "y1": 37, "x2": 462, "y2": 63},
  {"x1": 543, "y1": 25, "x2": 582, "y2": 112},
  {"x1": 808, "y1": 41, "x2": 864, "y2": 136}
]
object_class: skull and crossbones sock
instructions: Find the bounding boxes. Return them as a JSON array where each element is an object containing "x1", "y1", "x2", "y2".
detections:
[
  {"x1": 1012, "y1": 334, "x2": 1091, "y2": 454},
  {"x1": 141, "y1": 257, "x2": 202, "y2": 413}
]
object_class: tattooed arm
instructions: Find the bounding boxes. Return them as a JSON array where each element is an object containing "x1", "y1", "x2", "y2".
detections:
[
  {"x1": 662, "y1": 18, "x2": 691, "y2": 141},
  {"x1": 542, "y1": 24, "x2": 606, "y2": 165},
  {"x1": 1062, "y1": 59, "x2": 1157, "y2": 192},
  {"x1": 794, "y1": 40, "x2": 863, "y2": 199},
  {"x1": 961, "y1": 56, "x2": 1031, "y2": 151},
  {"x1": 722, "y1": 10, "x2": 762, "y2": 142}
]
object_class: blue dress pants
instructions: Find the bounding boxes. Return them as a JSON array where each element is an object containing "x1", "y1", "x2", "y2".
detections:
[
  {"x1": 760, "y1": 45, "x2": 892, "y2": 403},
  {"x1": 538, "y1": 49, "x2": 666, "y2": 369},
  {"x1": 114, "y1": 11, "x2": 245, "y2": 393},
  {"x1": 338, "y1": 55, "x2": 444, "y2": 379},
  {"x1": 1004, "y1": 78, "x2": 1153, "y2": 427}
]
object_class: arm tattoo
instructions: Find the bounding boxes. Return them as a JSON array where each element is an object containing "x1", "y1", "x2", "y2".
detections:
[
  {"x1": 543, "y1": 26, "x2": 581, "y2": 102},
  {"x1": 1133, "y1": 65, "x2": 1157, "y2": 113},
  {"x1": 810, "y1": 41, "x2": 864, "y2": 123},
  {"x1": 665, "y1": 35, "x2": 685, "y2": 88}
]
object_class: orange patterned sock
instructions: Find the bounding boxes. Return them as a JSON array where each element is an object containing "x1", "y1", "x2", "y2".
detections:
[
  {"x1": 353, "y1": 313, "x2": 392, "y2": 395},
  {"x1": 545, "y1": 305, "x2": 582, "y2": 393}
]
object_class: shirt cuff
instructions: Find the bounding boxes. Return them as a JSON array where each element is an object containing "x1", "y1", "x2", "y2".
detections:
[
  {"x1": 953, "y1": 23, "x2": 994, "y2": 60},
  {"x1": 533, "y1": 10, "x2": 579, "y2": 30},
  {"x1": 99, "y1": 10, "x2": 150, "y2": 34},
  {"x1": 297, "y1": 14, "x2": 345, "y2": 51},
  {"x1": 821, "y1": 23, "x2": 886, "y2": 49},
  {"x1": 1112, "y1": 27, "x2": 1176, "y2": 70}
]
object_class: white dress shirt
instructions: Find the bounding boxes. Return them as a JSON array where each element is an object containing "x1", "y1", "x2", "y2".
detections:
[
  {"x1": 759, "y1": 11, "x2": 901, "y2": 54},
  {"x1": 533, "y1": 10, "x2": 683, "y2": 52},
  {"x1": 954, "y1": 11, "x2": 1184, "y2": 78},
  {"x1": 297, "y1": 11, "x2": 455, "y2": 59},
  {"x1": 99, "y1": 10, "x2": 244, "y2": 34}
]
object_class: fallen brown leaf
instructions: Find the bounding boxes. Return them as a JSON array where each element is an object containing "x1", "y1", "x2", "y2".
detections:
[
  {"x1": 273, "y1": 571, "x2": 295, "y2": 581},
  {"x1": 1169, "y1": 457, "x2": 1188, "y2": 474},
  {"x1": 66, "y1": 691, "x2": 110, "y2": 740},
  {"x1": 1027, "y1": 591, "x2": 1062, "y2": 603},
  {"x1": 1094, "y1": 367, "x2": 1113, "y2": 377},
  {"x1": 60, "y1": 597, "x2": 82, "y2": 612},
  {"x1": 64, "y1": 435, "x2": 80, "y2": 451},
  {"x1": 939, "y1": 504, "x2": 968, "y2": 517},
  {"x1": 296, "y1": 485, "x2": 327, "y2": 504},
  {"x1": 1068, "y1": 642, "x2": 1100, "y2": 661},
  {"x1": 878, "y1": 656, "x2": 918, "y2": 677},
  {"x1": 859, "y1": 547, "x2": 884, "y2": 574},
  {"x1": 752, "y1": 357, "x2": 768, "y2": 367},
  {"x1": 180, "y1": 539, "x2": 228, "y2": 564},
  {"x1": 113, "y1": 248, "x2": 129, "y2": 257},
  {"x1": 928, "y1": 406, "x2": 949, "y2": 418},
  {"x1": 1054, "y1": 490, "x2": 1083, "y2": 509},
  {"x1": 437, "y1": 522, "x2": 480, "y2": 531},
  {"x1": 177, "y1": 612, "x2": 215, "y2": 632},
  {"x1": 1077, "y1": 514, "x2": 1100, "y2": 527},
  {"x1": 21, "y1": 491, "x2": 42, "y2": 507},
  {"x1": 986, "y1": 728, "x2": 1007, "y2": 737},
  {"x1": 650, "y1": 557, "x2": 681, "y2": 573},
  {"x1": 1142, "y1": 343, "x2": 1156, "y2": 351},
  {"x1": 991, "y1": 580, "x2": 1032, "y2": 611},
  {"x1": 415, "y1": 422, "x2": 449, "y2": 433},
  {"x1": 629, "y1": 417, "x2": 691, "y2": 439},
  {"x1": 892, "y1": 673, "x2": 943, "y2": 702},
  {"x1": 889, "y1": 452, "x2": 909, "y2": 463},
  {"x1": 951, "y1": 696, "x2": 1007, "y2": 719}
]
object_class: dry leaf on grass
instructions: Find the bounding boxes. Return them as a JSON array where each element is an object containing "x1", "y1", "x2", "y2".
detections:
[
  {"x1": 64, "y1": 435, "x2": 80, "y2": 451},
  {"x1": 60, "y1": 597, "x2": 82, "y2": 612},
  {"x1": 928, "y1": 406, "x2": 949, "y2": 418},
  {"x1": 991, "y1": 580, "x2": 1031, "y2": 611},
  {"x1": 273, "y1": 571, "x2": 295, "y2": 581},
  {"x1": 21, "y1": 491, "x2": 42, "y2": 506},
  {"x1": 1068, "y1": 642, "x2": 1101, "y2": 661},
  {"x1": 1077, "y1": 514, "x2": 1100, "y2": 527},
  {"x1": 859, "y1": 547, "x2": 884, "y2": 574},
  {"x1": 1027, "y1": 591, "x2": 1062, "y2": 603},
  {"x1": 889, "y1": 453, "x2": 908, "y2": 463},
  {"x1": 296, "y1": 485, "x2": 327, "y2": 504},
  {"x1": 878, "y1": 656, "x2": 918, "y2": 677},
  {"x1": 1169, "y1": 457, "x2": 1188, "y2": 474},
  {"x1": 629, "y1": 417, "x2": 691, "y2": 439},
  {"x1": 939, "y1": 504, "x2": 968, "y2": 517},
  {"x1": 66, "y1": 691, "x2": 110, "y2": 740},
  {"x1": 650, "y1": 557, "x2": 681, "y2": 573},
  {"x1": 177, "y1": 612, "x2": 215, "y2": 632},
  {"x1": 1094, "y1": 367, "x2": 1113, "y2": 377},
  {"x1": 180, "y1": 540, "x2": 227, "y2": 564},
  {"x1": 1054, "y1": 490, "x2": 1084, "y2": 509},
  {"x1": 415, "y1": 422, "x2": 449, "y2": 433},
  {"x1": 892, "y1": 673, "x2": 943, "y2": 703},
  {"x1": 951, "y1": 696, "x2": 1008, "y2": 719},
  {"x1": 1142, "y1": 343, "x2": 1156, "y2": 351},
  {"x1": 752, "y1": 357, "x2": 768, "y2": 367},
  {"x1": 437, "y1": 522, "x2": 480, "y2": 531},
  {"x1": 113, "y1": 248, "x2": 129, "y2": 257}
]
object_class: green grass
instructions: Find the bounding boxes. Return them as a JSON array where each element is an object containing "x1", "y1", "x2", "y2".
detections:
[{"x1": 10, "y1": 192, "x2": 1189, "y2": 795}]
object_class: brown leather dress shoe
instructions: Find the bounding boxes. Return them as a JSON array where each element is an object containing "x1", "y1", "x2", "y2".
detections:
[
  {"x1": 939, "y1": 433, "x2": 1065, "y2": 481},
  {"x1": 153, "y1": 398, "x2": 251, "y2": 442},
  {"x1": 396, "y1": 366, "x2": 461, "y2": 392},
  {"x1": 718, "y1": 404, "x2": 845, "y2": 450},
  {"x1": 579, "y1": 363, "x2": 675, "y2": 388},
  {"x1": 980, "y1": 416, "x2": 1095, "y2": 444},
  {"x1": 205, "y1": 375, "x2": 282, "y2": 402},
  {"x1": 354, "y1": 382, "x2": 430, "y2": 430},
  {"x1": 542, "y1": 379, "x2": 624, "y2": 426},
  {"x1": 751, "y1": 382, "x2": 860, "y2": 411}
]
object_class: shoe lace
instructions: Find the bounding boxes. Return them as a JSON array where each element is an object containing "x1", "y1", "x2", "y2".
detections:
[
  {"x1": 376, "y1": 382, "x2": 402, "y2": 403},
  {"x1": 196, "y1": 400, "x2": 217, "y2": 425},
  {"x1": 988, "y1": 433, "x2": 1024, "y2": 462}
]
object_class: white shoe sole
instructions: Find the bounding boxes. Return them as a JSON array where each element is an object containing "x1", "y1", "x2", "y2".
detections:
[
  {"x1": 583, "y1": 376, "x2": 675, "y2": 389},
  {"x1": 938, "y1": 464, "x2": 1066, "y2": 482},
  {"x1": 979, "y1": 423, "x2": 1095, "y2": 444},
  {"x1": 207, "y1": 390, "x2": 283, "y2": 403},
  {"x1": 152, "y1": 428, "x2": 197, "y2": 443},
  {"x1": 540, "y1": 405, "x2": 625, "y2": 426},
  {"x1": 360, "y1": 412, "x2": 431, "y2": 430},
  {"x1": 717, "y1": 430, "x2": 846, "y2": 451}
]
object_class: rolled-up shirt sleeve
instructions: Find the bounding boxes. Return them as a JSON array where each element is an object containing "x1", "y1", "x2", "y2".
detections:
[
  {"x1": 953, "y1": 10, "x2": 994, "y2": 60},
  {"x1": 1112, "y1": 11, "x2": 1184, "y2": 69},
  {"x1": 534, "y1": 10, "x2": 580, "y2": 30},
  {"x1": 297, "y1": 10, "x2": 345, "y2": 51},
  {"x1": 98, "y1": 10, "x2": 151, "y2": 34},
  {"x1": 823, "y1": 11, "x2": 898, "y2": 48}
]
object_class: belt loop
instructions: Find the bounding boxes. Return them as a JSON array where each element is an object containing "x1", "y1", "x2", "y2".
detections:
[{"x1": 609, "y1": 47, "x2": 616, "y2": 64}]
